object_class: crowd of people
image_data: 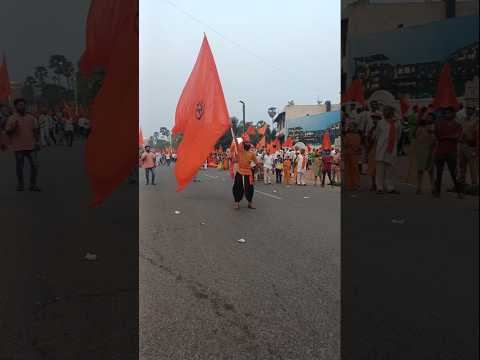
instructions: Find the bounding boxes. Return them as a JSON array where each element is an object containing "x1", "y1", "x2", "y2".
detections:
[
  {"x1": 0, "y1": 98, "x2": 91, "y2": 192},
  {"x1": 341, "y1": 96, "x2": 479, "y2": 198}
]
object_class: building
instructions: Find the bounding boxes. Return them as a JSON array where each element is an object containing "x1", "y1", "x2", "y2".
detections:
[
  {"x1": 341, "y1": 0, "x2": 479, "y2": 92},
  {"x1": 286, "y1": 111, "x2": 341, "y2": 145},
  {"x1": 274, "y1": 102, "x2": 340, "y2": 135}
]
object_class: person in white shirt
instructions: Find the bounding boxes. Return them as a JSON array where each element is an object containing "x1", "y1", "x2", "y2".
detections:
[
  {"x1": 296, "y1": 148, "x2": 307, "y2": 185},
  {"x1": 64, "y1": 116, "x2": 74, "y2": 147},
  {"x1": 374, "y1": 104, "x2": 402, "y2": 194},
  {"x1": 38, "y1": 110, "x2": 51, "y2": 147},
  {"x1": 262, "y1": 151, "x2": 274, "y2": 184}
]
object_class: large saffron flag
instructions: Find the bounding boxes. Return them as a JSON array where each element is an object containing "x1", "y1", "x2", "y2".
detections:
[
  {"x1": 399, "y1": 97, "x2": 410, "y2": 116},
  {"x1": 256, "y1": 136, "x2": 265, "y2": 150},
  {"x1": 431, "y1": 63, "x2": 459, "y2": 110},
  {"x1": 84, "y1": 0, "x2": 138, "y2": 207},
  {"x1": 79, "y1": 0, "x2": 133, "y2": 76},
  {"x1": 173, "y1": 35, "x2": 230, "y2": 192},
  {"x1": 0, "y1": 54, "x2": 11, "y2": 102}
]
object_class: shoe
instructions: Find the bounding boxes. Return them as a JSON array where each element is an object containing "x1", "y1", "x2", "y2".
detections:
[
  {"x1": 29, "y1": 186, "x2": 42, "y2": 192},
  {"x1": 16, "y1": 185, "x2": 24, "y2": 192},
  {"x1": 233, "y1": 203, "x2": 240, "y2": 209}
]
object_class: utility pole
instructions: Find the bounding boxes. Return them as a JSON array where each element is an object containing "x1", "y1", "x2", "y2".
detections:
[{"x1": 239, "y1": 100, "x2": 246, "y2": 132}]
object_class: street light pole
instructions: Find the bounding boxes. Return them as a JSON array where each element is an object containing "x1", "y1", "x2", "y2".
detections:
[{"x1": 239, "y1": 100, "x2": 246, "y2": 131}]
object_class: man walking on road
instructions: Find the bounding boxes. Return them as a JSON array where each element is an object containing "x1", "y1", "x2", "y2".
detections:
[
  {"x1": 141, "y1": 145, "x2": 157, "y2": 185},
  {"x1": 296, "y1": 148, "x2": 307, "y2": 186},
  {"x1": 5, "y1": 98, "x2": 41, "y2": 192},
  {"x1": 263, "y1": 150, "x2": 274, "y2": 185}
]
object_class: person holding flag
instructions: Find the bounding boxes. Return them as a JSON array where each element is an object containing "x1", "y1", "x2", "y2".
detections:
[{"x1": 232, "y1": 137, "x2": 257, "y2": 209}]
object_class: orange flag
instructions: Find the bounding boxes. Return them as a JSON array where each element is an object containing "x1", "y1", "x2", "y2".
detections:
[
  {"x1": 284, "y1": 137, "x2": 293, "y2": 148},
  {"x1": 322, "y1": 131, "x2": 332, "y2": 150},
  {"x1": 85, "y1": 0, "x2": 138, "y2": 207},
  {"x1": 431, "y1": 63, "x2": 459, "y2": 110},
  {"x1": 0, "y1": 54, "x2": 11, "y2": 102},
  {"x1": 173, "y1": 35, "x2": 230, "y2": 192},
  {"x1": 139, "y1": 128, "x2": 144, "y2": 146},
  {"x1": 246, "y1": 125, "x2": 256, "y2": 135},
  {"x1": 341, "y1": 79, "x2": 365, "y2": 105},
  {"x1": 79, "y1": 0, "x2": 132, "y2": 76},
  {"x1": 258, "y1": 124, "x2": 267, "y2": 136},
  {"x1": 256, "y1": 136, "x2": 265, "y2": 150}
]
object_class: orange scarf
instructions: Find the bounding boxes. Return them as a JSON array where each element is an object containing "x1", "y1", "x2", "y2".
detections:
[{"x1": 386, "y1": 119, "x2": 396, "y2": 154}]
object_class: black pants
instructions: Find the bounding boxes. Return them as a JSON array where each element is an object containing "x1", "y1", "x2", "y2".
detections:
[
  {"x1": 435, "y1": 152, "x2": 461, "y2": 194},
  {"x1": 275, "y1": 169, "x2": 282, "y2": 183},
  {"x1": 65, "y1": 131, "x2": 73, "y2": 147},
  {"x1": 322, "y1": 170, "x2": 334, "y2": 186},
  {"x1": 232, "y1": 173, "x2": 254, "y2": 203},
  {"x1": 145, "y1": 167, "x2": 155, "y2": 184},
  {"x1": 14, "y1": 150, "x2": 38, "y2": 187},
  {"x1": 49, "y1": 130, "x2": 56, "y2": 145}
]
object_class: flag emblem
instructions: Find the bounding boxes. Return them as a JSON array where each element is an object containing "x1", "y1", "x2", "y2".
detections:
[{"x1": 195, "y1": 101, "x2": 205, "y2": 119}]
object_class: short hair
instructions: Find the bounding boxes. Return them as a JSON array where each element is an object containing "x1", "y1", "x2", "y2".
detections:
[{"x1": 14, "y1": 98, "x2": 26, "y2": 106}]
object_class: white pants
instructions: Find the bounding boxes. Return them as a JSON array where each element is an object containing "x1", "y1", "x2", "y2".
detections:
[
  {"x1": 40, "y1": 127, "x2": 50, "y2": 146},
  {"x1": 375, "y1": 161, "x2": 395, "y2": 191},
  {"x1": 263, "y1": 167, "x2": 272, "y2": 184},
  {"x1": 297, "y1": 171, "x2": 306, "y2": 185}
]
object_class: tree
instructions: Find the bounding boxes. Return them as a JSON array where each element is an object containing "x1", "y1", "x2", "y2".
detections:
[
  {"x1": 34, "y1": 66, "x2": 49, "y2": 88},
  {"x1": 49, "y1": 54, "x2": 70, "y2": 87},
  {"x1": 22, "y1": 76, "x2": 37, "y2": 103}
]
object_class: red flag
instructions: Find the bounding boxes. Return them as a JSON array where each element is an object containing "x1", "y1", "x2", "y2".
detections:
[
  {"x1": 341, "y1": 79, "x2": 365, "y2": 105},
  {"x1": 431, "y1": 63, "x2": 459, "y2": 110},
  {"x1": 85, "y1": 0, "x2": 138, "y2": 207},
  {"x1": 399, "y1": 97, "x2": 410, "y2": 116},
  {"x1": 139, "y1": 128, "x2": 144, "y2": 146},
  {"x1": 0, "y1": 54, "x2": 11, "y2": 102},
  {"x1": 173, "y1": 35, "x2": 230, "y2": 192},
  {"x1": 246, "y1": 125, "x2": 256, "y2": 135},
  {"x1": 284, "y1": 137, "x2": 293, "y2": 148},
  {"x1": 322, "y1": 131, "x2": 332, "y2": 150}
]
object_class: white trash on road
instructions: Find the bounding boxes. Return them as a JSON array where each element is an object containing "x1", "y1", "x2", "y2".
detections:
[{"x1": 237, "y1": 238, "x2": 246, "y2": 244}]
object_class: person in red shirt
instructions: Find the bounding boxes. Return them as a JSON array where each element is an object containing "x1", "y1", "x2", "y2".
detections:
[
  {"x1": 433, "y1": 106, "x2": 463, "y2": 198},
  {"x1": 140, "y1": 145, "x2": 157, "y2": 185},
  {"x1": 321, "y1": 149, "x2": 335, "y2": 187},
  {"x1": 5, "y1": 98, "x2": 41, "y2": 192}
]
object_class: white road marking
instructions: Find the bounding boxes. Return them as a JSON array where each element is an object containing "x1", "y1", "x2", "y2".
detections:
[
  {"x1": 255, "y1": 190, "x2": 282, "y2": 200},
  {"x1": 204, "y1": 174, "x2": 218, "y2": 179}
]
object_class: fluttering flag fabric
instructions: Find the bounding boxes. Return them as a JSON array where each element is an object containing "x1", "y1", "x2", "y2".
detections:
[
  {"x1": 79, "y1": 0, "x2": 132, "y2": 76},
  {"x1": 257, "y1": 125, "x2": 267, "y2": 136},
  {"x1": 0, "y1": 54, "x2": 11, "y2": 102},
  {"x1": 283, "y1": 137, "x2": 293, "y2": 148},
  {"x1": 399, "y1": 97, "x2": 410, "y2": 116},
  {"x1": 341, "y1": 79, "x2": 365, "y2": 105},
  {"x1": 173, "y1": 35, "x2": 230, "y2": 192},
  {"x1": 139, "y1": 128, "x2": 144, "y2": 146},
  {"x1": 322, "y1": 131, "x2": 332, "y2": 150},
  {"x1": 84, "y1": 0, "x2": 138, "y2": 207},
  {"x1": 431, "y1": 63, "x2": 460, "y2": 110}
]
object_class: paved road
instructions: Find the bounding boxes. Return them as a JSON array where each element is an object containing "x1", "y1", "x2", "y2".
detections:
[
  {"x1": 0, "y1": 144, "x2": 138, "y2": 359},
  {"x1": 140, "y1": 166, "x2": 341, "y2": 360}
]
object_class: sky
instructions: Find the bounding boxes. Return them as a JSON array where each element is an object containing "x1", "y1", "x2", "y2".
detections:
[
  {"x1": 140, "y1": 0, "x2": 340, "y2": 137},
  {"x1": 0, "y1": 0, "x2": 90, "y2": 81}
]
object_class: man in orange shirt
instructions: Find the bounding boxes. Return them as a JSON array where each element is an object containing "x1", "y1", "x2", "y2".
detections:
[
  {"x1": 5, "y1": 99, "x2": 41, "y2": 191},
  {"x1": 140, "y1": 145, "x2": 157, "y2": 185},
  {"x1": 232, "y1": 140, "x2": 257, "y2": 209}
]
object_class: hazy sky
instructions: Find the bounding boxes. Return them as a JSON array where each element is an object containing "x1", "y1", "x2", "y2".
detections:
[
  {"x1": 0, "y1": 0, "x2": 89, "y2": 81},
  {"x1": 140, "y1": 0, "x2": 340, "y2": 136}
]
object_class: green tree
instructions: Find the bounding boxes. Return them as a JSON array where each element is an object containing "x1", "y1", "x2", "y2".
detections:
[
  {"x1": 22, "y1": 76, "x2": 37, "y2": 103},
  {"x1": 34, "y1": 66, "x2": 49, "y2": 89}
]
